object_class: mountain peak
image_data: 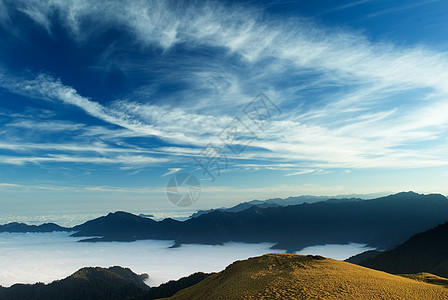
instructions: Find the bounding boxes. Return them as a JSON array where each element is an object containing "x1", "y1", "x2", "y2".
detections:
[{"x1": 107, "y1": 211, "x2": 136, "y2": 217}]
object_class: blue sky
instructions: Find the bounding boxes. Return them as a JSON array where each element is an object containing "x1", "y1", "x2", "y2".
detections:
[{"x1": 0, "y1": 0, "x2": 447, "y2": 217}]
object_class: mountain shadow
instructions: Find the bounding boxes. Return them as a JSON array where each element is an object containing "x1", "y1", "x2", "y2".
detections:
[
  {"x1": 358, "y1": 221, "x2": 448, "y2": 278},
  {"x1": 0, "y1": 266, "x2": 147, "y2": 300},
  {"x1": 0, "y1": 267, "x2": 211, "y2": 300}
]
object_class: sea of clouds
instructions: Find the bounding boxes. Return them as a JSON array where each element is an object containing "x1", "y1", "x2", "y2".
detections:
[{"x1": 0, "y1": 232, "x2": 374, "y2": 287}]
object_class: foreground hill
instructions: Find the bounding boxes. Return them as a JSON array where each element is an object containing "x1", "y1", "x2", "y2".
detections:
[
  {"x1": 359, "y1": 221, "x2": 448, "y2": 278},
  {"x1": 164, "y1": 253, "x2": 448, "y2": 299}
]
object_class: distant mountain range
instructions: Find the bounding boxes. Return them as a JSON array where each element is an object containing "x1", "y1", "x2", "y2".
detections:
[
  {"x1": 190, "y1": 194, "x2": 381, "y2": 218},
  {"x1": 353, "y1": 221, "x2": 448, "y2": 278},
  {"x1": 72, "y1": 192, "x2": 448, "y2": 252},
  {"x1": 1, "y1": 192, "x2": 448, "y2": 253},
  {"x1": 0, "y1": 222, "x2": 69, "y2": 233},
  {"x1": 190, "y1": 195, "x2": 334, "y2": 217},
  {"x1": 0, "y1": 266, "x2": 211, "y2": 300}
]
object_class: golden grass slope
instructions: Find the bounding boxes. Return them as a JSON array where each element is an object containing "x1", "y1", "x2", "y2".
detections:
[
  {"x1": 399, "y1": 272, "x2": 448, "y2": 289},
  {"x1": 162, "y1": 253, "x2": 448, "y2": 300}
]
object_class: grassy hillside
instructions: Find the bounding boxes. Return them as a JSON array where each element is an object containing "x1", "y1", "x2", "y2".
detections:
[{"x1": 163, "y1": 253, "x2": 448, "y2": 299}]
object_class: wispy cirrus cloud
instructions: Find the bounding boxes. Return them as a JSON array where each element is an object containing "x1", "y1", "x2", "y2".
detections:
[
  {"x1": 6, "y1": 120, "x2": 84, "y2": 132},
  {"x1": 0, "y1": 154, "x2": 167, "y2": 166},
  {"x1": 0, "y1": 0, "x2": 447, "y2": 174},
  {"x1": 315, "y1": 0, "x2": 373, "y2": 16},
  {"x1": 3, "y1": 0, "x2": 448, "y2": 91},
  {"x1": 362, "y1": 0, "x2": 443, "y2": 19}
]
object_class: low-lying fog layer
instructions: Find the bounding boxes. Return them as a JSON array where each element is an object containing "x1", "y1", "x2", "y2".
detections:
[
  {"x1": 0, "y1": 232, "x2": 373, "y2": 287},
  {"x1": 296, "y1": 243, "x2": 376, "y2": 260}
]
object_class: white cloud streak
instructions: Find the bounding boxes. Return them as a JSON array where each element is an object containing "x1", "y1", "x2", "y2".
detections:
[
  {"x1": 162, "y1": 168, "x2": 182, "y2": 177},
  {"x1": 285, "y1": 169, "x2": 316, "y2": 176}
]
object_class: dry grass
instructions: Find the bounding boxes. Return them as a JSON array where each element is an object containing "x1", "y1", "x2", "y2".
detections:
[
  {"x1": 160, "y1": 253, "x2": 448, "y2": 299},
  {"x1": 399, "y1": 273, "x2": 448, "y2": 289}
]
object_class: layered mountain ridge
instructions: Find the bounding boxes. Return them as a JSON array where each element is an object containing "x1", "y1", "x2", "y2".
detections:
[{"x1": 1, "y1": 192, "x2": 448, "y2": 253}]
